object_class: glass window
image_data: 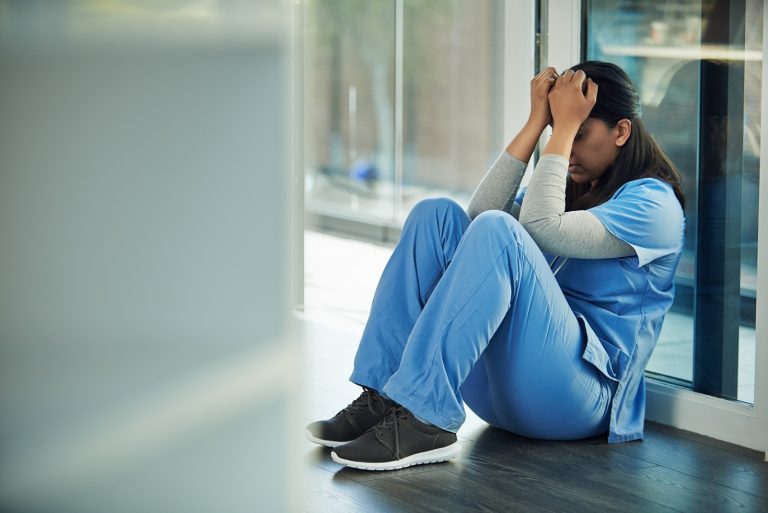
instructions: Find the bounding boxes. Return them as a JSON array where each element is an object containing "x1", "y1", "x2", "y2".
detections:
[
  {"x1": 585, "y1": 0, "x2": 762, "y2": 403},
  {"x1": 401, "y1": 0, "x2": 505, "y2": 218},
  {"x1": 303, "y1": 0, "x2": 396, "y2": 222},
  {"x1": 303, "y1": 0, "x2": 505, "y2": 224}
]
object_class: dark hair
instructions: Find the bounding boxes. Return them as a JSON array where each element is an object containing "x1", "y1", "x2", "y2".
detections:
[{"x1": 564, "y1": 60, "x2": 686, "y2": 211}]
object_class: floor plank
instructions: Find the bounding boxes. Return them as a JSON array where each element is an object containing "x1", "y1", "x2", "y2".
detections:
[
  {"x1": 569, "y1": 464, "x2": 768, "y2": 513},
  {"x1": 302, "y1": 465, "x2": 404, "y2": 513},
  {"x1": 593, "y1": 421, "x2": 768, "y2": 499}
]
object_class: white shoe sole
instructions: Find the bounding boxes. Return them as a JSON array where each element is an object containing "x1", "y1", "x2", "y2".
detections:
[
  {"x1": 330, "y1": 442, "x2": 461, "y2": 471},
  {"x1": 305, "y1": 429, "x2": 349, "y2": 448}
]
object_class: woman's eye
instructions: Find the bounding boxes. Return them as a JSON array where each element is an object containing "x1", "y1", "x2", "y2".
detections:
[{"x1": 574, "y1": 132, "x2": 584, "y2": 140}]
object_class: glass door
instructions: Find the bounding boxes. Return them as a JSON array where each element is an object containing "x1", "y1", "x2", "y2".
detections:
[{"x1": 583, "y1": 0, "x2": 762, "y2": 405}]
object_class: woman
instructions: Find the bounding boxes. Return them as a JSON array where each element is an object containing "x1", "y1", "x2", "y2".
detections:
[{"x1": 306, "y1": 61, "x2": 686, "y2": 471}]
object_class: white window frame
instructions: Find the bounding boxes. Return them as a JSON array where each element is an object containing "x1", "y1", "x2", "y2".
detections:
[{"x1": 542, "y1": 0, "x2": 768, "y2": 457}]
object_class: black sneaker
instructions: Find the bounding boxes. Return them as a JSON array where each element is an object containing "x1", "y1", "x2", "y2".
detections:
[
  {"x1": 330, "y1": 405, "x2": 460, "y2": 471},
  {"x1": 305, "y1": 386, "x2": 397, "y2": 447}
]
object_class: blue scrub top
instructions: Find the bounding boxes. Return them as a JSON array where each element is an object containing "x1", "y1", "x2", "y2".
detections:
[{"x1": 515, "y1": 178, "x2": 686, "y2": 443}]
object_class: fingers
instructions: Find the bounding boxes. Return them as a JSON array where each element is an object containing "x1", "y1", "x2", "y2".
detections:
[
  {"x1": 555, "y1": 69, "x2": 574, "y2": 82},
  {"x1": 585, "y1": 77, "x2": 598, "y2": 104},
  {"x1": 534, "y1": 66, "x2": 559, "y2": 82},
  {"x1": 553, "y1": 69, "x2": 590, "y2": 93},
  {"x1": 569, "y1": 69, "x2": 586, "y2": 87},
  {"x1": 535, "y1": 67, "x2": 552, "y2": 78},
  {"x1": 552, "y1": 69, "x2": 571, "y2": 88}
]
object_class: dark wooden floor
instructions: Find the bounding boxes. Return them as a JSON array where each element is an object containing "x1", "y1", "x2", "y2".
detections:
[{"x1": 300, "y1": 317, "x2": 768, "y2": 513}]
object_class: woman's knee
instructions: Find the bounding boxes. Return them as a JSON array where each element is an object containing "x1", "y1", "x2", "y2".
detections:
[
  {"x1": 411, "y1": 196, "x2": 463, "y2": 215},
  {"x1": 406, "y1": 196, "x2": 467, "y2": 225},
  {"x1": 470, "y1": 209, "x2": 526, "y2": 238}
]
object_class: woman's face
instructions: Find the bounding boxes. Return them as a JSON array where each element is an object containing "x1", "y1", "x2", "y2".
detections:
[{"x1": 567, "y1": 117, "x2": 631, "y2": 187}]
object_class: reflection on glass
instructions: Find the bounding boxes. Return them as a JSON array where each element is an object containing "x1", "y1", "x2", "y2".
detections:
[
  {"x1": 585, "y1": 0, "x2": 762, "y2": 403},
  {"x1": 304, "y1": 0, "x2": 396, "y2": 221},
  {"x1": 303, "y1": 0, "x2": 504, "y2": 223},
  {"x1": 401, "y1": 0, "x2": 504, "y2": 219}
]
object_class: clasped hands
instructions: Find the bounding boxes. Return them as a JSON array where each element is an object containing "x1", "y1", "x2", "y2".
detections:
[{"x1": 529, "y1": 67, "x2": 598, "y2": 136}]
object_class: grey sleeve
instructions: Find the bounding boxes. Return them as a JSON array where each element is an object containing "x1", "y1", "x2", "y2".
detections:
[
  {"x1": 466, "y1": 150, "x2": 527, "y2": 220},
  {"x1": 518, "y1": 154, "x2": 636, "y2": 259}
]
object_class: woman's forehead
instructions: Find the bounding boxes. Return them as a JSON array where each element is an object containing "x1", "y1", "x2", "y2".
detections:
[{"x1": 583, "y1": 118, "x2": 609, "y2": 130}]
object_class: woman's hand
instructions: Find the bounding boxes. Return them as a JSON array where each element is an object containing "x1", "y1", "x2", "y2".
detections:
[
  {"x1": 528, "y1": 67, "x2": 559, "y2": 129},
  {"x1": 547, "y1": 69, "x2": 598, "y2": 133}
]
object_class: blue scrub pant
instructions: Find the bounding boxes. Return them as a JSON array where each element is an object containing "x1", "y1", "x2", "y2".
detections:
[{"x1": 349, "y1": 197, "x2": 617, "y2": 440}]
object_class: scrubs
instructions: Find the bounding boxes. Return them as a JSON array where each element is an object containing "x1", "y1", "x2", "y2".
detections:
[{"x1": 349, "y1": 177, "x2": 685, "y2": 443}]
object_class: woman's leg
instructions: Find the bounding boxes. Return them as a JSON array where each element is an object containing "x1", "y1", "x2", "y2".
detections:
[
  {"x1": 461, "y1": 297, "x2": 616, "y2": 440},
  {"x1": 348, "y1": 196, "x2": 471, "y2": 393},
  {"x1": 381, "y1": 209, "x2": 616, "y2": 439}
]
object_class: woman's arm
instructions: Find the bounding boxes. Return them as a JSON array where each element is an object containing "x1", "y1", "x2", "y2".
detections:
[
  {"x1": 466, "y1": 120, "x2": 545, "y2": 220},
  {"x1": 465, "y1": 150, "x2": 525, "y2": 220},
  {"x1": 518, "y1": 154, "x2": 635, "y2": 258},
  {"x1": 518, "y1": 69, "x2": 635, "y2": 259},
  {"x1": 467, "y1": 68, "x2": 560, "y2": 220}
]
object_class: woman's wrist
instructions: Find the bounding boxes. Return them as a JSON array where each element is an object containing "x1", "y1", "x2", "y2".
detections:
[
  {"x1": 505, "y1": 118, "x2": 547, "y2": 163},
  {"x1": 525, "y1": 113, "x2": 549, "y2": 132},
  {"x1": 542, "y1": 124, "x2": 580, "y2": 159},
  {"x1": 551, "y1": 120, "x2": 581, "y2": 134}
]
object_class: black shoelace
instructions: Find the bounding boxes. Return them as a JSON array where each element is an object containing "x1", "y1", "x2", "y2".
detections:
[
  {"x1": 341, "y1": 386, "x2": 390, "y2": 418},
  {"x1": 374, "y1": 406, "x2": 410, "y2": 459}
]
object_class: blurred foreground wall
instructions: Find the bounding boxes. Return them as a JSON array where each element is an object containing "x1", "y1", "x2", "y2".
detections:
[{"x1": 0, "y1": 1, "x2": 300, "y2": 512}]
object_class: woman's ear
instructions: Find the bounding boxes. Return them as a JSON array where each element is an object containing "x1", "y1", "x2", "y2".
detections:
[{"x1": 615, "y1": 119, "x2": 632, "y2": 147}]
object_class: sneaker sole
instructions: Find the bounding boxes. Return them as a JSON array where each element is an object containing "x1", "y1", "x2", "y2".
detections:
[
  {"x1": 330, "y1": 442, "x2": 461, "y2": 471},
  {"x1": 305, "y1": 429, "x2": 350, "y2": 448}
]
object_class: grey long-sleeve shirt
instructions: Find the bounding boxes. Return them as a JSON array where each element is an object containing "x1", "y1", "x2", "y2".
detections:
[{"x1": 466, "y1": 150, "x2": 636, "y2": 259}]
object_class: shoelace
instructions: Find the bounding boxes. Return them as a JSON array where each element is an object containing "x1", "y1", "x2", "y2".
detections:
[
  {"x1": 365, "y1": 386, "x2": 390, "y2": 416},
  {"x1": 340, "y1": 386, "x2": 390, "y2": 418},
  {"x1": 374, "y1": 406, "x2": 410, "y2": 459}
]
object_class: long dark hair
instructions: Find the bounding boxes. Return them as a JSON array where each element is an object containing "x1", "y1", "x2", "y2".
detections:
[{"x1": 565, "y1": 61, "x2": 686, "y2": 211}]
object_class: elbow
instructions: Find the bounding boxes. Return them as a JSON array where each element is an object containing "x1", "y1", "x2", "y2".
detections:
[
  {"x1": 518, "y1": 202, "x2": 536, "y2": 228},
  {"x1": 519, "y1": 217, "x2": 542, "y2": 237},
  {"x1": 517, "y1": 209, "x2": 536, "y2": 231},
  {"x1": 518, "y1": 207, "x2": 553, "y2": 235},
  {"x1": 518, "y1": 218, "x2": 556, "y2": 252}
]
